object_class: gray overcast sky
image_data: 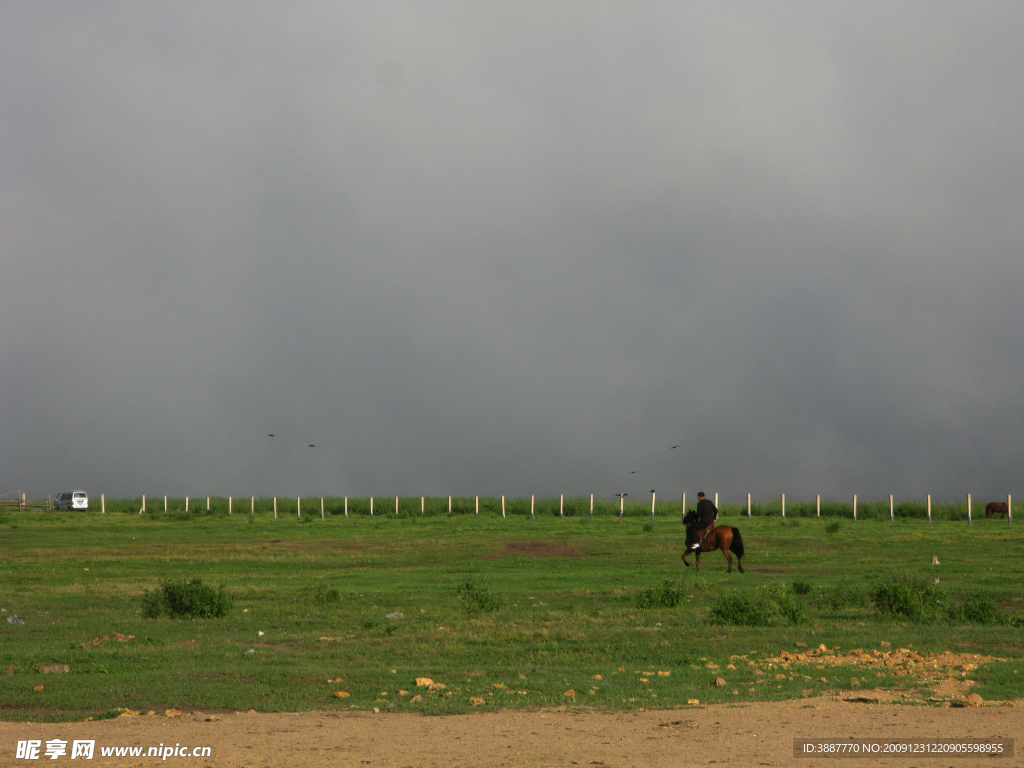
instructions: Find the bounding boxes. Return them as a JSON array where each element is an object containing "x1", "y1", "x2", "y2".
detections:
[{"x1": 2, "y1": 2, "x2": 1023, "y2": 503}]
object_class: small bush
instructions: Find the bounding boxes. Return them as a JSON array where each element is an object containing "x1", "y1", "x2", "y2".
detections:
[
  {"x1": 708, "y1": 594, "x2": 773, "y2": 626},
  {"x1": 825, "y1": 520, "x2": 841, "y2": 535},
  {"x1": 757, "y1": 582, "x2": 805, "y2": 625},
  {"x1": 142, "y1": 579, "x2": 232, "y2": 619},
  {"x1": 820, "y1": 584, "x2": 868, "y2": 611},
  {"x1": 870, "y1": 572, "x2": 942, "y2": 619},
  {"x1": 792, "y1": 580, "x2": 812, "y2": 595},
  {"x1": 641, "y1": 521, "x2": 654, "y2": 533},
  {"x1": 946, "y1": 593, "x2": 1000, "y2": 625},
  {"x1": 637, "y1": 581, "x2": 683, "y2": 609},
  {"x1": 457, "y1": 580, "x2": 501, "y2": 613}
]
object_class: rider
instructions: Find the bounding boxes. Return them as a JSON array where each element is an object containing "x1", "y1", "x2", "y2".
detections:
[{"x1": 687, "y1": 492, "x2": 718, "y2": 550}]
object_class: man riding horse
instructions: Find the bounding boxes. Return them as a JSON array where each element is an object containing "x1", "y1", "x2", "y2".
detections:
[{"x1": 685, "y1": 492, "x2": 717, "y2": 551}]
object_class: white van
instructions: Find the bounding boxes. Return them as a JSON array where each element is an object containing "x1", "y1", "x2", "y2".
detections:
[{"x1": 54, "y1": 491, "x2": 89, "y2": 510}]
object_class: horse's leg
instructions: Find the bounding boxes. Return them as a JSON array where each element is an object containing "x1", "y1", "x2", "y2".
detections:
[
  {"x1": 722, "y1": 541, "x2": 732, "y2": 573},
  {"x1": 682, "y1": 549, "x2": 691, "y2": 567}
]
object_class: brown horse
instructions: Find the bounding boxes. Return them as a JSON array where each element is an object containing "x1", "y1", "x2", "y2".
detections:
[
  {"x1": 682, "y1": 524, "x2": 745, "y2": 573},
  {"x1": 986, "y1": 502, "x2": 1009, "y2": 519}
]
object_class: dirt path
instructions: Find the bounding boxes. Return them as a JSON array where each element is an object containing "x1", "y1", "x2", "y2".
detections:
[{"x1": 3, "y1": 696, "x2": 1022, "y2": 767}]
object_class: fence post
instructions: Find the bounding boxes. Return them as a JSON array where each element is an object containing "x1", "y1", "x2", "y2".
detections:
[
  {"x1": 682, "y1": 492, "x2": 687, "y2": 523},
  {"x1": 781, "y1": 493, "x2": 785, "y2": 519},
  {"x1": 650, "y1": 490, "x2": 656, "y2": 521},
  {"x1": 559, "y1": 494, "x2": 564, "y2": 519},
  {"x1": 715, "y1": 492, "x2": 718, "y2": 507},
  {"x1": 229, "y1": 496, "x2": 232, "y2": 515},
  {"x1": 853, "y1": 494, "x2": 857, "y2": 520},
  {"x1": 889, "y1": 494, "x2": 894, "y2": 522},
  {"x1": 421, "y1": 496, "x2": 424, "y2": 516},
  {"x1": 448, "y1": 496, "x2": 452, "y2": 516},
  {"x1": 298, "y1": 496, "x2": 301, "y2": 518},
  {"x1": 370, "y1": 497, "x2": 374, "y2": 517},
  {"x1": 590, "y1": 493, "x2": 594, "y2": 521},
  {"x1": 142, "y1": 495, "x2": 146, "y2": 513},
  {"x1": 816, "y1": 494, "x2": 820, "y2": 517},
  {"x1": 273, "y1": 497, "x2": 277, "y2": 519},
  {"x1": 207, "y1": 496, "x2": 210, "y2": 512},
  {"x1": 619, "y1": 494, "x2": 624, "y2": 520},
  {"x1": 395, "y1": 496, "x2": 399, "y2": 518},
  {"x1": 186, "y1": 496, "x2": 189, "y2": 512},
  {"x1": 501, "y1": 495, "x2": 506, "y2": 518},
  {"x1": 927, "y1": 494, "x2": 931, "y2": 522},
  {"x1": 967, "y1": 493, "x2": 971, "y2": 524},
  {"x1": 1009, "y1": 494, "x2": 1013, "y2": 526},
  {"x1": 250, "y1": 496, "x2": 254, "y2": 519},
  {"x1": 320, "y1": 497, "x2": 324, "y2": 520},
  {"x1": 164, "y1": 495, "x2": 167, "y2": 512},
  {"x1": 475, "y1": 496, "x2": 479, "y2": 518},
  {"x1": 531, "y1": 494, "x2": 535, "y2": 519},
  {"x1": 101, "y1": 494, "x2": 105, "y2": 514},
  {"x1": 747, "y1": 492, "x2": 751, "y2": 518},
  {"x1": 345, "y1": 497, "x2": 348, "y2": 518}
]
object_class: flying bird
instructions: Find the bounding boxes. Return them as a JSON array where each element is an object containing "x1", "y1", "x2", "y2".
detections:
[
  {"x1": 308, "y1": 444, "x2": 315, "y2": 447},
  {"x1": 630, "y1": 470, "x2": 637, "y2": 474},
  {"x1": 268, "y1": 434, "x2": 275, "y2": 437},
  {"x1": 670, "y1": 445, "x2": 678, "y2": 449}
]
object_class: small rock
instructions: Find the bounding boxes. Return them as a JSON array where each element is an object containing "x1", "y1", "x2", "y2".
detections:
[
  {"x1": 245, "y1": 649, "x2": 256, "y2": 655},
  {"x1": 33, "y1": 684, "x2": 44, "y2": 691},
  {"x1": 333, "y1": 691, "x2": 350, "y2": 698},
  {"x1": 469, "y1": 697, "x2": 485, "y2": 705},
  {"x1": 817, "y1": 644, "x2": 827, "y2": 652},
  {"x1": 415, "y1": 677, "x2": 434, "y2": 687},
  {"x1": 205, "y1": 716, "x2": 220, "y2": 722},
  {"x1": 258, "y1": 631, "x2": 265, "y2": 636},
  {"x1": 714, "y1": 678, "x2": 727, "y2": 686},
  {"x1": 564, "y1": 689, "x2": 576, "y2": 696},
  {"x1": 409, "y1": 694, "x2": 423, "y2": 703},
  {"x1": 795, "y1": 642, "x2": 808, "y2": 647},
  {"x1": 879, "y1": 641, "x2": 891, "y2": 648},
  {"x1": 2, "y1": 666, "x2": 14, "y2": 676},
  {"x1": 1002, "y1": 701, "x2": 1015, "y2": 707},
  {"x1": 961, "y1": 693, "x2": 983, "y2": 708},
  {"x1": 7, "y1": 616, "x2": 25, "y2": 625},
  {"x1": 327, "y1": 676, "x2": 343, "y2": 683},
  {"x1": 592, "y1": 674, "x2": 602, "y2": 680},
  {"x1": 687, "y1": 698, "x2": 699, "y2": 705},
  {"x1": 164, "y1": 709, "x2": 184, "y2": 718},
  {"x1": 386, "y1": 611, "x2": 404, "y2": 619},
  {"x1": 657, "y1": 671, "x2": 671, "y2": 676},
  {"x1": 39, "y1": 664, "x2": 69, "y2": 674}
]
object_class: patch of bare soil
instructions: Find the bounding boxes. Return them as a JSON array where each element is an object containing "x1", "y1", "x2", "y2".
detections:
[
  {"x1": 481, "y1": 541, "x2": 581, "y2": 559},
  {"x1": 3, "y1": 698, "x2": 1021, "y2": 768}
]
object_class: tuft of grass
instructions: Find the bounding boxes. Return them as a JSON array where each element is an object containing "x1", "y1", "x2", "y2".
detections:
[
  {"x1": 311, "y1": 583, "x2": 340, "y2": 604},
  {"x1": 825, "y1": 519, "x2": 841, "y2": 535},
  {"x1": 456, "y1": 579, "x2": 501, "y2": 613},
  {"x1": 637, "y1": 581, "x2": 683, "y2": 609},
  {"x1": 708, "y1": 593, "x2": 773, "y2": 626},
  {"x1": 142, "y1": 578, "x2": 232, "y2": 619}
]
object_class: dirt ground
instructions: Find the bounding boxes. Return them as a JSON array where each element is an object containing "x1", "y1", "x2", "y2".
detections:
[{"x1": 3, "y1": 696, "x2": 1022, "y2": 768}]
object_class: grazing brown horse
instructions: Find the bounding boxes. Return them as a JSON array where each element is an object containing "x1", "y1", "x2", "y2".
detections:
[
  {"x1": 682, "y1": 523, "x2": 745, "y2": 573},
  {"x1": 986, "y1": 501, "x2": 1009, "y2": 519}
]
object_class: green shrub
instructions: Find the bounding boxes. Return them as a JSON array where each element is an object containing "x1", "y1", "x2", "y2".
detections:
[
  {"x1": 870, "y1": 572, "x2": 942, "y2": 619},
  {"x1": 825, "y1": 520, "x2": 841, "y2": 535},
  {"x1": 637, "y1": 581, "x2": 683, "y2": 609},
  {"x1": 641, "y1": 521, "x2": 654, "y2": 533},
  {"x1": 708, "y1": 593, "x2": 773, "y2": 626},
  {"x1": 457, "y1": 579, "x2": 501, "y2": 613},
  {"x1": 792, "y1": 580, "x2": 812, "y2": 595},
  {"x1": 142, "y1": 579, "x2": 232, "y2": 619},
  {"x1": 946, "y1": 593, "x2": 1000, "y2": 625}
]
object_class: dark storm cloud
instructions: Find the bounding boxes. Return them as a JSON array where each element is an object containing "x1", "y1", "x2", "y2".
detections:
[{"x1": 2, "y1": 2, "x2": 1023, "y2": 504}]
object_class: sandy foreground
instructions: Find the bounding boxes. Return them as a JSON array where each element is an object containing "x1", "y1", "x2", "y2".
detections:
[{"x1": 2, "y1": 696, "x2": 1022, "y2": 768}]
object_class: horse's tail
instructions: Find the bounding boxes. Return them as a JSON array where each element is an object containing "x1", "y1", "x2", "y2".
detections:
[{"x1": 729, "y1": 527, "x2": 744, "y2": 557}]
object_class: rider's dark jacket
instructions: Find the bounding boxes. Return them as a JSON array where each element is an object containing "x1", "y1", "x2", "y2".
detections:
[{"x1": 695, "y1": 498, "x2": 717, "y2": 529}]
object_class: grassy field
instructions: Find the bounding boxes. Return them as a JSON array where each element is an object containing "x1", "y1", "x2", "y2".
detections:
[{"x1": 0, "y1": 501, "x2": 1022, "y2": 722}]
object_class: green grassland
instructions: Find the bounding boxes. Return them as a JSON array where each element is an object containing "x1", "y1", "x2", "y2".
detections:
[{"x1": 0, "y1": 499, "x2": 1021, "y2": 722}]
